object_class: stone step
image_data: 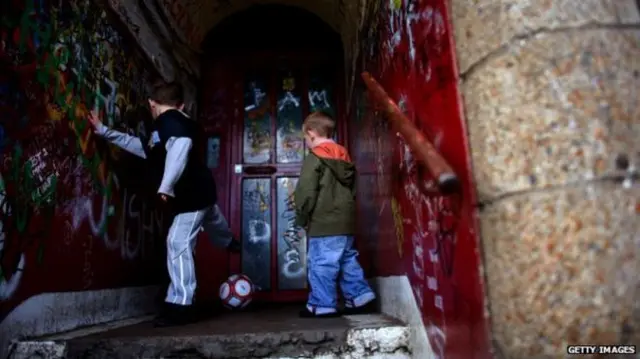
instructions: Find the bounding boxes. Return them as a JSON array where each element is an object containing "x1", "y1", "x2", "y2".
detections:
[{"x1": 8, "y1": 306, "x2": 411, "y2": 359}]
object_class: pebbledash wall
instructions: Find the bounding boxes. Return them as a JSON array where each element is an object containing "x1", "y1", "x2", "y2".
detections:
[
  {"x1": 350, "y1": 1, "x2": 491, "y2": 359},
  {"x1": 0, "y1": 0, "x2": 177, "y2": 352},
  {"x1": 449, "y1": 1, "x2": 640, "y2": 358}
]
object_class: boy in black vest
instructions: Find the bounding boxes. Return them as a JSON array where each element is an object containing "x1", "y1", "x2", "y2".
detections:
[{"x1": 88, "y1": 82, "x2": 240, "y2": 327}]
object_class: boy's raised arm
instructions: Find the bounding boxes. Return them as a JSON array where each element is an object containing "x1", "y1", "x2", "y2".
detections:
[
  {"x1": 294, "y1": 154, "x2": 322, "y2": 229},
  {"x1": 89, "y1": 112, "x2": 147, "y2": 159}
]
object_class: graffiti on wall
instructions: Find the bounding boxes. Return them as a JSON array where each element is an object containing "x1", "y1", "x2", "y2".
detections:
[
  {"x1": 0, "y1": 0, "x2": 165, "y2": 319},
  {"x1": 382, "y1": 0, "x2": 448, "y2": 85},
  {"x1": 395, "y1": 131, "x2": 460, "y2": 359}
]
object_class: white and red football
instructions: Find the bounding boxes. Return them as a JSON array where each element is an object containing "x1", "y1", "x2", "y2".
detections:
[{"x1": 219, "y1": 274, "x2": 255, "y2": 309}]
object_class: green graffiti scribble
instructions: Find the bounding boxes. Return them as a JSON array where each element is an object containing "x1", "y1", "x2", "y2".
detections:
[
  {"x1": 11, "y1": 0, "x2": 118, "y2": 236},
  {"x1": 8, "y1": 145, "x2": 58, "y2": 211},
  {"x1": 2, "y1": 144, "x2": 57, "y2": 265}
]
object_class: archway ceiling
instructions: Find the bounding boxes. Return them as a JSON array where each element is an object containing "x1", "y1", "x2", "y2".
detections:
[
  {"x1": 156, "y1": 0, "x2": 365, "y2": 51},
  {"x1": 104, "y1": 0, "x2": 377, "y2": 105},
  {"x1": 152, "y1": 0, "x2": 377, "y2": 103}
]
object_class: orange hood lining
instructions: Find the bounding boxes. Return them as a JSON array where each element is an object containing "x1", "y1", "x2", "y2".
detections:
[{"x1": 310, "y1": 142, "x2": 352, "y2": 163}]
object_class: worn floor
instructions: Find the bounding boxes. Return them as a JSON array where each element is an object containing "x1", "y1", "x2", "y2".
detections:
[
  {"x1": 10, "y1": 305, "x2": 411, "y2": 358},
  {"x1": 83, "y1": 305, "x2": 374, "y2": 338}
]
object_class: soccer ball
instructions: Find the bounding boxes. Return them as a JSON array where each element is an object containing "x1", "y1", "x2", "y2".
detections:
[{"x1": 219, "y1": 274, "x2": 255, "y2": 309}]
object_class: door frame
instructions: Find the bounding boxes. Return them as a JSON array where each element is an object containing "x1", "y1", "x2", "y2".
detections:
[{"x1": 225, "y1": 49, "x2": 347, "y2": 302}]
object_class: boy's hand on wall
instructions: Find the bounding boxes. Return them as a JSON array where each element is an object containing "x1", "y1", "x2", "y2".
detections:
[{"x1": 88, "y1": 111, "x2": 103, "y2": 128}]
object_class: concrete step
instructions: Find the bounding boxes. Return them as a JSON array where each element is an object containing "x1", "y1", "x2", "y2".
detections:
[{"x1": 8, "y1": 306, "x2": 411, "y2": 359}]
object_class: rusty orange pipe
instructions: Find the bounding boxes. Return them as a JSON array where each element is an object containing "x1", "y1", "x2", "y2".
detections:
[{"x1": 361, "y1": 71, "x2": 460, "y2": 194}]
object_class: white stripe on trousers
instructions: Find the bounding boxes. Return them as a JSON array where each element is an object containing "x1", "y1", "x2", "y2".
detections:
[{"x1": 165, "y1": 204, "x2": 234, "y2": 305}]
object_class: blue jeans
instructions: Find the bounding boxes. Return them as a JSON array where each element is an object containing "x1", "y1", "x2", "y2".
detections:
[{"x1": 307, "y1": 235, "x2": 376, "y2": 314}]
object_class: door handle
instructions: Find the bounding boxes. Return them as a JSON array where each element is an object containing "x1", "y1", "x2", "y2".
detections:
[{"x1": 236, "y1": 164, "x2": 277, "y2": 175}]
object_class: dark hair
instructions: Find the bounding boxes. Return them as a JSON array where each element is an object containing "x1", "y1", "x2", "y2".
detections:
[
  {"x1": 149, "y1": 81, "x2": 184, "y2": 107},
  {"x1": 303, "y1": 111, "x2": 335, "y2": 138}
]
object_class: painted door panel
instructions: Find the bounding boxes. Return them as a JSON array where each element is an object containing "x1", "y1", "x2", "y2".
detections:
[{"x1": 227, "y1": 52, "x2": 343, "y2": 302}]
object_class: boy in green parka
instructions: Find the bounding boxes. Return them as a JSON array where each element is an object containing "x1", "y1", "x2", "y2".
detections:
[{"x1": 294, "y1": 111, "x2": 376, "y2": 318}]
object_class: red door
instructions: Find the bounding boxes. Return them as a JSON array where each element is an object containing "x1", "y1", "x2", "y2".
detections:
[
  {"x1": 196, "y1": 57, "x2": 237, "y2": 303},
  {"x1": 225, "y1": 51, "x2": 344, "y2": 302}
]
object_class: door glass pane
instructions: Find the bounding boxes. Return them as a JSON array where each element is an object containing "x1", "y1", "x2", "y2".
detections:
[
  {"x1": 306, "y1": 68, "x2": 337, "y2": 157},
  {"x1": 276, "y1": 177, "x2": 307, "y2": 289},
  {"x1": 308, "y1": 69, "x2": 335, "y2": 117},
  {"x1": 276, "y1": 69, "x2": 304, "y2": 163},
  {"x1": 243, "y1": 76, "x2": 272, "y2": 164},
  {"x1": 241, "y1": 178, "x2": 272, "y2": 291}
]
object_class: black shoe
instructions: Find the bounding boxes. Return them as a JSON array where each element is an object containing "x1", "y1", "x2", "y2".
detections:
[
  {"x1": 343, "y1": 300, "x2": 377, "y2": 315},
  {"x1": 299, "y1": 307, "x2": 341, "y2": 318},
  {"x1": 226, "y1": 238, "x2": 241, "y2": 253},
  {"x1": 153, "y1": 303, "x2": 197, "y2": 327}
]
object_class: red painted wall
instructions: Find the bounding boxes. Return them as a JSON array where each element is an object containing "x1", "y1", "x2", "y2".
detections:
[
  {"x1": 351, "y1": 1, "x2": 491, "y2": 358},
  {"x1": 0, "y1": 0, "x2": 165, "y2": 323}
]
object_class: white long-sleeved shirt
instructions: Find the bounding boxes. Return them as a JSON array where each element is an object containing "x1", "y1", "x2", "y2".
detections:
[{"x1": 94, "y1": 122, "x2": 192, "y2": 197}]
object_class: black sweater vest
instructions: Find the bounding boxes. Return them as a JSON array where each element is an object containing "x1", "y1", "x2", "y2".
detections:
[{"x1": 146, "y1": 110, "x2": 217, "y2": 213}]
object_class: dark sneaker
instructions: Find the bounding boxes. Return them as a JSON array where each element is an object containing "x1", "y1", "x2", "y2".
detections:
[
  {"x1": 226, "y1": 238, "x2": 241, "y2": 253},
  {"x1": 153, "y1": 303, "x2": 197, "y2": 327},
  {"x1": 343, "y1": 300, "x2": 377, "y2": 315},
  {"x1": 299, "y1": 307, "x2": 341, "y2": 318}
]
